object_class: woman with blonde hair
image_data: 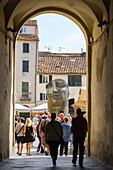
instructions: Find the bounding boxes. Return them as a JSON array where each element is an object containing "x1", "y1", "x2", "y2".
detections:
[{"x1": 24, "y1": 118, "x2": 35, "y2": 156}]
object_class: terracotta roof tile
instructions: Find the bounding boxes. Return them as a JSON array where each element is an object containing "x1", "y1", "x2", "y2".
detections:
[
  {"x1": 24, "y1": 20, "x2": 37, "y2": 26},
  {"x1": 17, "y1": 34, "x2": 39, "y2": 41},
  {"x1": 38, "y1": 52, "x2": 86, "y2": 74}
]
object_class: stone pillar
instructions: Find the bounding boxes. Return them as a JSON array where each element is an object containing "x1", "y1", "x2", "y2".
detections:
[{"x1": 0, "y1": 10, "x2": 15, "y2": 161}]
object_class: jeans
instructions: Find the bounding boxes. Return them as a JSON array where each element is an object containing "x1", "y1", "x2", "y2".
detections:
[
  {"x1": 73, "y1": 136, "x2": 85, "y2": 165},
  {"x1": 37, "y1": 136, "x2": 41, "y2": 150},
  {"x1": 60, "y1": 140, "x2": 69, "y2": 155}
]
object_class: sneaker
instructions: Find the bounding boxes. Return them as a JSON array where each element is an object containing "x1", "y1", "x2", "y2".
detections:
[
  {"x1": 45, "y1": 151, "x2": 48, "y2": 156},
  {"x1": 37, "y1": 148, "x2": 40, "y2": 152},
  {"x1": 79, "y1": 164, "x2": 84, "y2": 168},
  {"x1": 72, "y1": 160, "x2": 76, "y2": 166},
  {"x1": 52, "y1": 159, "x2": 56, "y2": 166},
  {"x1": 41, "y1": 149, "x2": 44, "y2": 153}
]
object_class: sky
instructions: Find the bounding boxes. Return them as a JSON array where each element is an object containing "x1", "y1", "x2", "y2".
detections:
[{"x1": 32, "y1": 13, "x2": 86, "y2": 53}]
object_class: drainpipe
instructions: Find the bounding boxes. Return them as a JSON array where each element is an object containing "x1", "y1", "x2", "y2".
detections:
[
  {"x1": 35, "y1": 39, "x2": 39, "y2": 106},
  {"x1": 87, "y1": 42, "x2": 92, "y2": 157}
]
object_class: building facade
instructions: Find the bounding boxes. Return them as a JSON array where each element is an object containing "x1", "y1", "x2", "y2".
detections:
[
  {"x1": 36, "y1": 52, "x2": 86, "y2": 114},
  {"x1": 15, "y1": 20, "x2": 39, "y2": 107}
]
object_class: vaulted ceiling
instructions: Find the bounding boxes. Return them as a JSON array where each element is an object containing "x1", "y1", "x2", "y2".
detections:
[{"x1": 1, "y1": 0, "x2": 109, "y2": 41}]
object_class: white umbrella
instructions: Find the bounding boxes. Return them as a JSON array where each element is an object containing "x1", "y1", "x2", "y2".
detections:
[
  {"x1": 32, "y1": 103, "x2": 48, "y2": 112},
  {"x1": 74, "y1": 86, "x2": 86, "y2": 108},
  {"x1": 15, "y1": 103, "x2": 30, "y2": 112}
]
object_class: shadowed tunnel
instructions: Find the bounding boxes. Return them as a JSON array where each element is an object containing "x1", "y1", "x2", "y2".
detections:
[{"x1": 0, "y1": 0, "x2": 113, "y2": 167}]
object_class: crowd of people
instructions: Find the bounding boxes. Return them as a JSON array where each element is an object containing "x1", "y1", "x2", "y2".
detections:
[{"x1": 15, "y1": 108, "x2": 87, "y2": 167}]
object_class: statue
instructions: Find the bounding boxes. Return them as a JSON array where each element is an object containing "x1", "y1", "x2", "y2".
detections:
[{"x1": 46, "y1": 79, "x2": 69, "y2": 115}]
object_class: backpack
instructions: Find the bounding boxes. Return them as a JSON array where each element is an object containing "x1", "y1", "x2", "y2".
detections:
[{"x1": 41, "y1": 119, "x2": 49, "y2": 133}]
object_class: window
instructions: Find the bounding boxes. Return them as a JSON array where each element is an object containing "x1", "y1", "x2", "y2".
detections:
[
  {"x1": 39, "y1": 75, "x2": 52, "y2": 83},
  {"x1": 23, "y1": 43, "x2": 29, "y2": 53},
  {"x1": 23, "y1": 61, "x2": 29, "y2": 72},
  {"x1": 40, "y1": 93, "x2": 47, "y2": 101},
  {"x1": 20, "y1": 27, "x2": 26, "y2": 33},
  {"x1": 22, "y1": 82, "x2": 29, "y2": 98},
  {"x1": 68, "y1": 75, "x2": 82, "y2": 86}
]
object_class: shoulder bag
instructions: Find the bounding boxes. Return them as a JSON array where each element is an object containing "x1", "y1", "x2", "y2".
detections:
[
  {"x1": 16, "y1": 125, "x2": 24, "y2": 136},
  {"x1": 51, "y1": 122, "x2": 64, "y2": 144},
  {"x1": 24, "y1": 126, "x2": 35, "y2": 143}
]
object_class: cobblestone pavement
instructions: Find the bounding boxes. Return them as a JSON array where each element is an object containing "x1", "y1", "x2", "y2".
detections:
[{"x1": 0, "y1": 138, "x2": 113, "y2": 170}]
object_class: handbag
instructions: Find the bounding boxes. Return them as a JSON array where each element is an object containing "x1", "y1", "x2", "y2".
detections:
[
  {"x1": 51, "y1": 122, "x2": 64, "y2": 144},
  {"x1": 24, "y1": 134, "x2": 35, "y2": 143}
]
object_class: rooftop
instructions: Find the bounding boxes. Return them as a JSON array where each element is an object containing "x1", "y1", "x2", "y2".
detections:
[
  {"x1": 24, "y1": 20, "x2": 37, "y2": 26},
  {"x1": 17, "y1": 34, "x2": 39, "y2": 41},
  {"x1": 38, "y1": 52, "x2": 86, "y2": 74}
]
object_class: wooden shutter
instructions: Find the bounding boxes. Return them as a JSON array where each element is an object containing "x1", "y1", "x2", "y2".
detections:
[
  {"x1": 39, "y1": 75, "x2": 42, "y2": 83},
  {"x1": 40, "y1": 93, "x2": 43, "y2": 100},
  {"x1": 49, "y1": 75, "x2": 52, "y2": 82}
]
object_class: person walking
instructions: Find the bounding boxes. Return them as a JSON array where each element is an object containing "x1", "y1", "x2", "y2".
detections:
[
  {"x1": 40, "y1": 114, "x2": 50, "y2": 156},
  {"x1": 60, "y1": 116, "x2": 71, "y2": 156},
  {"x1": 24, "y1": 118, "x2": 35, "y2": 156},
  {"x1": 71, "y1": 108, "x2": 88, "y2": 168},
  {"x1": 15, "y1": 117, "x2": 25, "y2": 155},
  {"x1": 45, "y1": 113, "x2": 63, "y2": 166},
  {"x1": 15, "y1": 117, "x2": 18, "y2": 141},
  {"x1": 36, "y1": 118, "x2": 43, "y2": 152}
]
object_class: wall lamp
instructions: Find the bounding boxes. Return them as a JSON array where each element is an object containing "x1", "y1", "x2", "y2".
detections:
[
  {"x1": 98, "y1": 20, "x2": 109, "y2": 29},
  {"x1": 7, "y1": 27, "x2": 17, "y2": 37},
  {"x1": 7, "y1": 27, "x2": 16, "y2": 33}
]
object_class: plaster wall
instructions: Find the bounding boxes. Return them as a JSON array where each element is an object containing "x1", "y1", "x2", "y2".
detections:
[
  {"x1": 0, "y1": 10, "x2": 14, "y2": 161},
  {"x1": 90, "y1": 1, "x2": 113, "y2": 166},
  {"x1": 20, "y1": 26, "x2": 36, "y2": 35},
  {"x1": 36, "y1": 74, "x2": 86, "y2": 103},
  {"x1": 15, "y1": 40, "x2": 37, "y2": 105}
]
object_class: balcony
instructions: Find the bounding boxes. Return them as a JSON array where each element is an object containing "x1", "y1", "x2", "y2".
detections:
[{"x1": 20, "y1": 92, "x2": 31, "y2": 101}]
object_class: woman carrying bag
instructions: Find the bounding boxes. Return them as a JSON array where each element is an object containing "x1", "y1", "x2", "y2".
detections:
[
  {"x1": 45, "y1": 113, "x2": 63, "y2": 166},
  {"x1": 24, "y1": 118, "x2": 35, "y2": 156}
]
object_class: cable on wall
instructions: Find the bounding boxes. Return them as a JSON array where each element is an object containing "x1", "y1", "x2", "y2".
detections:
[{"x1": 89, "y1": 19, "x2": 113, "y2": 46}]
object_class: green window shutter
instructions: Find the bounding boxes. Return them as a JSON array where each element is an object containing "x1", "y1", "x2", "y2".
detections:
[
  {"x1": 22, "y1": 82, "x2": 29, "y2": 98},
  {"x1": 39, "y1": 75, "x2": 42, "y2": 83},
  {"x1": 23, "y1": 61, "x2": 29, "y2": 72},
  {"x1": 23, "y1": 43, "x2": 25, "y2": 52},
  {"x1": 75, "y1": 75, "x2": 81, "y2": 86},
  {"x1": 49, "y1": 75, "x2": 52, "y2": 82},
  {"x1": 23, "y1": 43, "x2": 29, "y2": 53},
  {"x1": 40, "y1": 93, "x2": 43, "y2": 100},
  {"x1": 72, "y1": 76, "x2": 75, "y2": 86},
  {"x1": 69, "y1": 75, "x2": 81, "y2": 86},
  {"x1": 27, "y1": 44, "x2": 29, "y2": 53}
]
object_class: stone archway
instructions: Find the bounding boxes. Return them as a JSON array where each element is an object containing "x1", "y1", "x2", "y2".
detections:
[{"x1": 0, "y1": 0, "x2": 113, "y2": 167}]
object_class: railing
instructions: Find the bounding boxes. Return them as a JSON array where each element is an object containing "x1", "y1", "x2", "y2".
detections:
[
  {"x1": 20, "y1": 92, "x2": 31, "y2": 101},
  {"x1": 20, "y1": 97, "x2": 31, "y2": 101}
]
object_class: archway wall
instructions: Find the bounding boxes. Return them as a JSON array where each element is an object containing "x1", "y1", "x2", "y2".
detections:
[
  {"x1": 0, "y1": 0, "x2": 113, "y2": 167},
  {"x1": 90, "y1": 0, "x2": 113, "y2": 166},
  {"x1": 0, "y1": 8, "x2": 14, "y2": 161}
]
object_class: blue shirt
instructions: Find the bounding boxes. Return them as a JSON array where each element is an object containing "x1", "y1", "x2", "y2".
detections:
[{"x1": 62, "y1": 122, "x2": 71, "y2": 142}]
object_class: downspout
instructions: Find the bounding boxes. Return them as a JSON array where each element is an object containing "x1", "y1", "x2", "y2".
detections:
[
  {"x1": 35, "y1": 39, "x2": 39, "y2": 106},
  {"x1": 87, "y1": 41, "x2": 92, "y2": 157}
]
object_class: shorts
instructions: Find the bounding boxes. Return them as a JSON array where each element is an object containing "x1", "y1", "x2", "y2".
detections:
[
  {"x1": 17, "y1": 136, "x2": 24, "y2": 144},
  {"x1": 41, "y1": 135, "x2": 46, "y2": 145}
]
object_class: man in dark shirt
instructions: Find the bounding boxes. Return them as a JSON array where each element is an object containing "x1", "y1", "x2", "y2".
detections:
[{"x1": 71, "y1": 108, "x2": 88, "y2": 168}]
